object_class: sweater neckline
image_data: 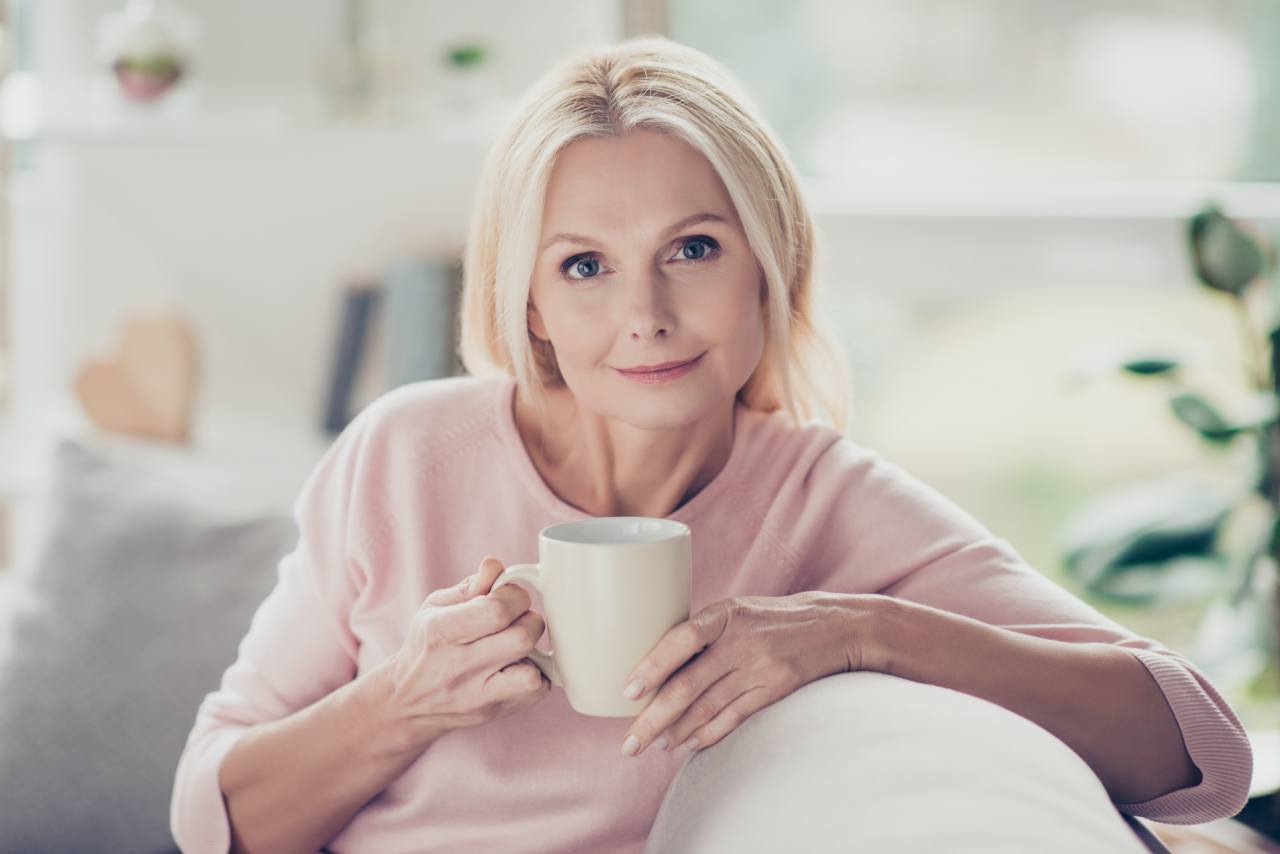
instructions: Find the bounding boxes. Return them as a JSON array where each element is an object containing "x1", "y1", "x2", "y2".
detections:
[{"x1": 494, "y1": 374, "x2": 753, "y2": 523}]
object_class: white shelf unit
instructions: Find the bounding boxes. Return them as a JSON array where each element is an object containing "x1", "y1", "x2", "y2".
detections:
[{"x1": 0, "y1": 76, "x2": 506, "y2": 580}]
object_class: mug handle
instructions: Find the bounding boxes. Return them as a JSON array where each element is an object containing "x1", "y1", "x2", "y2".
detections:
[{"x1": 490, "y1": 563, "x2": 562, "y2": 686}]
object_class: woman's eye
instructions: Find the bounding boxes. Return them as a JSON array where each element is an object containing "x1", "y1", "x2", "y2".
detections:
[
  {"x1": 558, "y1": 236, "x2": 721, "y2": 282},
  {"x1": 561, "y1": 256, "x2": 604, "y2": 280},
  {"x1": 678, "y1": 235, "x2": 719, "y2": 262}
]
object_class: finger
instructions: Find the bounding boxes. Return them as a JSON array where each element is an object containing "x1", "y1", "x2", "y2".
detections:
[
  {"x1": 423, "y1": 557, "x2": 506, "y2": 607},
  {"x1": 678, "y1": 686, "x2": 771, "y2": 752},
  {"x1": 442, "y1": 582, "x2": 532, "y2": 644},
  {"x1": 486, "y1": 580, "x2": 532, "y2": 615},
  {"x1": 660, "y1": 670, "x2": 750, "y2": 751},
  {"x1": 471, "y1": 556, "x2": 506, "y2": 595},
  {"x1": 486, "y1": 657, "x2": 546, "y2": 696},
  {"x1": 620, "y1": 601, "x2": 730, "y2": 702},
  {"x1": 422, "y1": 576, "x2": 480, "y2": 608},
  {"x1": 468, "y1": 608, "x2": 546, "y2": 669},
  {"x1": 621, "y1": 644, "x2": 729, "y2": 756}
]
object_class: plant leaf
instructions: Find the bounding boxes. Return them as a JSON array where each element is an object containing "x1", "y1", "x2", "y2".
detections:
[
  {"x1": 1061, "y1": 473, "x2": 1237, "y2": 592},
  {"x1": 1188, "y1": 205, "x2": 1268, "y2": 296},
  {"x1": 1085, "y1": 554, "x2": 1229, "y2": 606},
  {"x1": 1121, "y1": 356, "x2": 1181, "y2": 376},
  {"x1": 445, "y1": 43, "x2": 488, "y2": 68},
  {"x1": 1169, "y1": 391, "x2": 1240, "y2": 443}
]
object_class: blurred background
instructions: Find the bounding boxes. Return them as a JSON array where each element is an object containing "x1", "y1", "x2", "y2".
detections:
[{"x1": 0, "y1": 1, "x2": 1278, "y2": 851}]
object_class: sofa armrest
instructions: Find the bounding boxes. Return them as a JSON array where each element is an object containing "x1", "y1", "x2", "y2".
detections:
[{"x1": 645, "y1": 670, "x2": 1162, "y2": 853}]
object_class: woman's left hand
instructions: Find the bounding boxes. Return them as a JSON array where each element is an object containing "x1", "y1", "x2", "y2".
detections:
[{"x1": 619, "y1": 591, "x2": 885, "y2": 757}]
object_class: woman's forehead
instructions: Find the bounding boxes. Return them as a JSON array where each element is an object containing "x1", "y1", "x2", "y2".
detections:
[{"x1": 540, "y1": 134, "x2": 740, "y2": 245}]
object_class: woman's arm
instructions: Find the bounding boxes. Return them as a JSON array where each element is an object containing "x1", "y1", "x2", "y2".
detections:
[
  {"x1": 220, "y1": 657, "x2": 448, "y2": 854},
  {"x1": 783, "y1": 438, "x2": 1252, "y2": 822},
  {"x1": 171, "y1": 400, "x2": 394, "y2": 852},
  {"x1": 863, "y1": 595, "x2": 1203, "y2": 805}
]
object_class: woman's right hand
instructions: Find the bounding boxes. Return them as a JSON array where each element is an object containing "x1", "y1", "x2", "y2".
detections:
[{"x1": 382, "y1": 557, "x2": 552, "y2": 734}]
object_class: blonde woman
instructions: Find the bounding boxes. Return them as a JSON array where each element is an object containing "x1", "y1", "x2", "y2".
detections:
[{"x1": 171, "y1": 36, "x2": 1252, "y2": 854}]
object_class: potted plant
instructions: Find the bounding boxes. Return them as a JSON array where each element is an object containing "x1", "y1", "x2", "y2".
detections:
[
  {"x1": 1059, "y1": 202, "x2": 1280, "y2": 704},
  {"x1": 95, "y1": 0, "x2": 200, "y2": 105}
]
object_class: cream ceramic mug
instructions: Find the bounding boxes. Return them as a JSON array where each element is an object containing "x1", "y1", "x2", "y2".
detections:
[{"x1": 490, "y1": 517, "x2": 692, "y2": 717}]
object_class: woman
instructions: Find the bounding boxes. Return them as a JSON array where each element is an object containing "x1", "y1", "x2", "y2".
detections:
[{"x1": 171, "y1": 36, "x2": 1252, "y2": 854}]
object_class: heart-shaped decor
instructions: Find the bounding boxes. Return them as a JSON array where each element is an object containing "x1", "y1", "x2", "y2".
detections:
[{"x1": 74, "y1": 311, "x2": 199, "y2": 444}]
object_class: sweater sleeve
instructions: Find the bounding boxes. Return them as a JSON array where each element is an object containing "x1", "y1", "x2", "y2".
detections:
[
  {"x1": 169, "y1": 410, "x2": 374, "y2": 853},
  {"x1": 785, "y1": 436, "x2": 1254, "y2": 825}
]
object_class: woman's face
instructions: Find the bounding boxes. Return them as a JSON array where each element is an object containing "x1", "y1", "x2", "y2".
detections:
[{"x1": 528, "y1": 128, "x2": 766, "y2": 429}]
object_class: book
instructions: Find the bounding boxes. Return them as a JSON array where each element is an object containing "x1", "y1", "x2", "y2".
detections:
[
  {"x1": 384, "y1": 257, "x2": 462, "y2": 389},
  {"x1": 322, "y1": 281, "x2": 382, "y2": 435}
]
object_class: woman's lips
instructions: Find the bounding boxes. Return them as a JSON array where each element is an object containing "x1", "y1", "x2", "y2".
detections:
[{"x1": 615, "y1": 352, "x2": 705, "y2": 384}]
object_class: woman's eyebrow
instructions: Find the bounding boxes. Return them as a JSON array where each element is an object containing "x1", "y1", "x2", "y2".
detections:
[{"x1": 539, "y1": 211, "x2": 729, "y2": 254}]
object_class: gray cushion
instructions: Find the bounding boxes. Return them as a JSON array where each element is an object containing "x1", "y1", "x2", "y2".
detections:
[{"x1": 0, "y1": 437, "x2": 299, "y2": 854}]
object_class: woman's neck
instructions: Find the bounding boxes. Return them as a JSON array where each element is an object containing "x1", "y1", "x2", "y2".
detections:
[{"x1": 513, "y1": 384, "x2": 734, "y2": 518}]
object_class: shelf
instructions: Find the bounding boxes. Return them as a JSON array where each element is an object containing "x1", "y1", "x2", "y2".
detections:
[
  {"x1": 804, "y1": 175, "x2": 1280, "y2": 222},
  {"x1": 0, "y1": 72, "x2": 513, "y2": 148}
]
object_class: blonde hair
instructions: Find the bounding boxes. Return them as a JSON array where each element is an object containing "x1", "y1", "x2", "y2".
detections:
[{"x1": 458, "y1": 34, "x2": 852, "y2": 432}]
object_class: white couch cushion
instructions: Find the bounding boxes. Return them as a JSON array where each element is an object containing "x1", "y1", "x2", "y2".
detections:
[{"x1": 646, "y1": 670, "x2": 1152, "y2": 853}]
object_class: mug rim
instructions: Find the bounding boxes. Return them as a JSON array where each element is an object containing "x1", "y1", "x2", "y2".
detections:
[{"x1": 541, "y1": 516, "x2": 690, "y2": 545}]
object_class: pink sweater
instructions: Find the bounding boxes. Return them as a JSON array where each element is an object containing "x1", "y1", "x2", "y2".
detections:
[{"x1": 171, "y1": 374, "x2": 1254, "y2": 853}]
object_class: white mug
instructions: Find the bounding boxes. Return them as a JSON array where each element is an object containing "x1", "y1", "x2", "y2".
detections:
[{"x1": 491, "y1": 517, "x2": 692, "y2": 717}]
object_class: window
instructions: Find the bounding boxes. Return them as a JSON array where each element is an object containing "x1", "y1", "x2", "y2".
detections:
[{"x1": 669, "y1": 0, "x2": 1279, "y2": 184}]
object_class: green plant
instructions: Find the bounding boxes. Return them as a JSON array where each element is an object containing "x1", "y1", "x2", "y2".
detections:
[
  {"x1": 444, "y1": 41, "x2": 489, "y2": 70},
  {"x1": 1059, "y1": 202, "x2": 1280, "y2": 696}
]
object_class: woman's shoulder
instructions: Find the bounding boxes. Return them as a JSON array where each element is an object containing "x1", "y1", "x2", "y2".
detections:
[
  {"x1": 345, "y1": 374, "x2": 506, "y2": 468},
  {"x1": 741, "y1": 405, "x2": 865, "y2": 483},
  {"x1": 329, "y1": 375, "x2": 508, "y2": 554},
  {"x1": 364, "y1": 374, "x2": 501, "y2": 427}
]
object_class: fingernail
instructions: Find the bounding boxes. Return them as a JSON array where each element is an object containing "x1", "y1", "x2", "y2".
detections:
[
  {"x1": 622, "y1": 735, "x2": 640, "y2": 756},
  {"x1": 655, "y1": 734, "x2": 669, "y2": 750},
  {"x1": 682, "y1": 737, "x2": 699, "y2": 751},
  {"x1": 622, "y1": 678, "x2": 644, "y2": 700}
]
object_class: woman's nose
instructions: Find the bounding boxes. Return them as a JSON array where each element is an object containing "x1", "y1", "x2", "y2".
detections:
[{"x1": 621, "y1": 272, "x2": 676, "y2": 339}]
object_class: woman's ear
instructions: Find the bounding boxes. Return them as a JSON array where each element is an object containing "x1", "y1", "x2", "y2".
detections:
[{"x1": 528, "y1": 300, "x2": 549, "y2": 341}]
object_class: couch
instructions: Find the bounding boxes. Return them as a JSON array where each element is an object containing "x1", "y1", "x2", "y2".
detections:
[{"x1": 0, "y1": 435, "x2": 1170, "y2": 852}]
